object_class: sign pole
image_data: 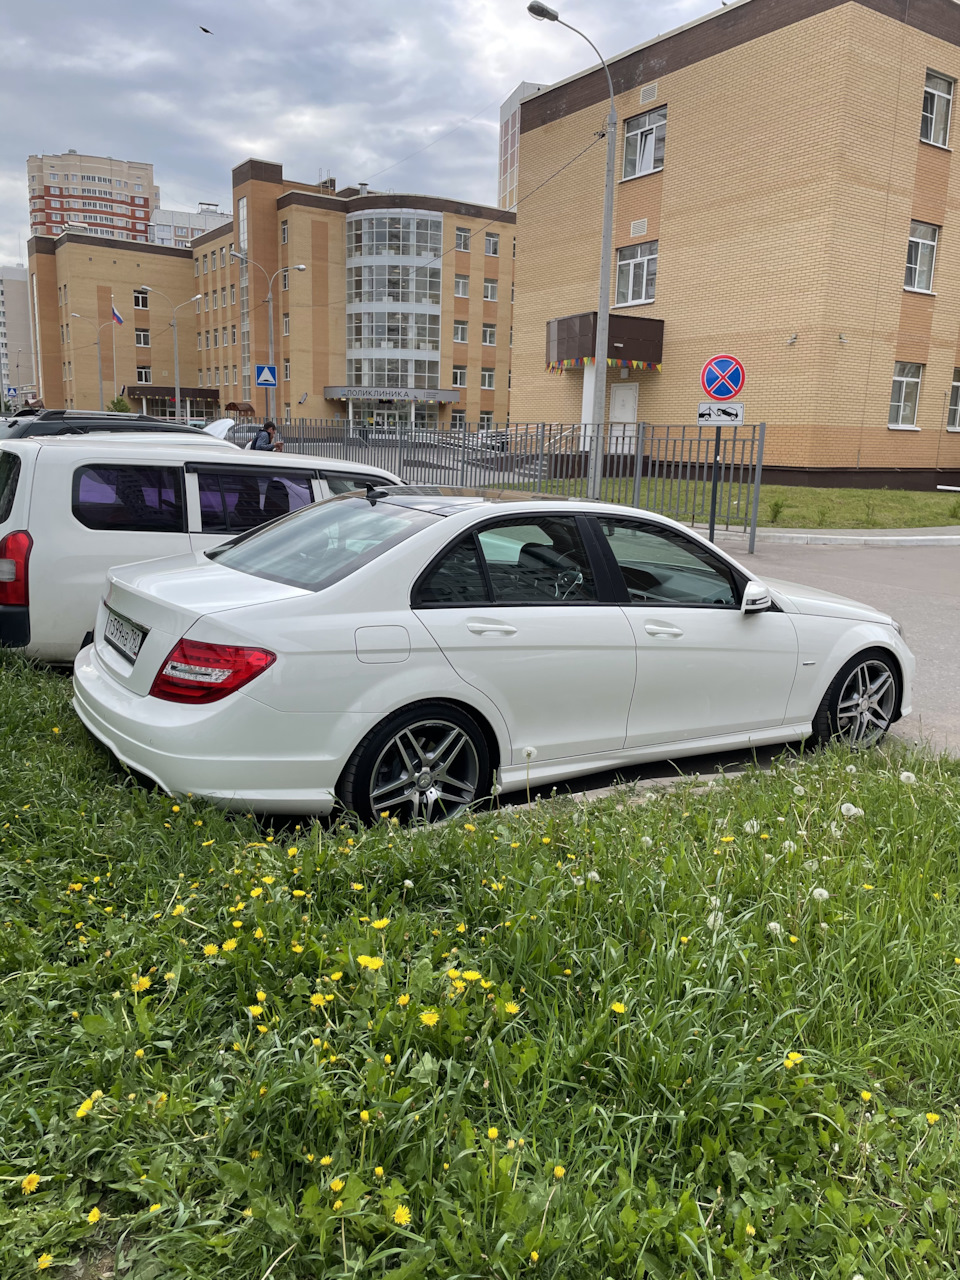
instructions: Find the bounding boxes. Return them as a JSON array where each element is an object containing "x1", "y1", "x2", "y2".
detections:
[{"x1": 708, "y1": 423, "x2": 722, "y2": 543}]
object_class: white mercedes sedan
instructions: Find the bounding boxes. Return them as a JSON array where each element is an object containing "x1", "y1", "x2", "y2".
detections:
[{"x1": 73, "y1": 488, "x2": 914, "y2": 821}]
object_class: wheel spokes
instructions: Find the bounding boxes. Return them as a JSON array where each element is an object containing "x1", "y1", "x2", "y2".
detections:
[
  {"x1": 367, "y1": 719, "x2": 481, "y2": 822},
  {"x1": 836, "y1": 660, "x2": 896, "y2": 745}
]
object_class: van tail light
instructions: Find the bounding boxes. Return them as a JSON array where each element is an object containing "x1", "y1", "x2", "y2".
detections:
[
  {"x1": 0, "y1": 531, "x2": 32, "y2": 607},
  {"x1": 149, "y1": 638, "x2": 276, "y2": 703}
]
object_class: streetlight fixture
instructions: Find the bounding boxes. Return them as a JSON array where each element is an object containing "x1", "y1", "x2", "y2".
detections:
[
  {"x1": 528, "y1": 0, "x2": 617, "y2": 499},
  {"x1": 70, "y1": 313, "x2": 113, "y2": 410},
  {"x1": 231, "y1": 252, "x2": 306, "y2": 419},
  {"x1": 137, "y1": 286, "x2": 203, "y2": 420}
]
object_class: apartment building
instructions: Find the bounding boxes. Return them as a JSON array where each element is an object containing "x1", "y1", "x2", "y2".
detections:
[
  {"x1": 28, "y1": 158, "x2": 515, "y2": 426},
  {"x1": 510, "y1": 0, "x2": 960, "y2": 483},
  {"x1": 27, "y1": 151, "x2": 159, "y2": 244},
  {"x1": 0, "y1": 267, "x2": 36, "y2": 403},
  {"x1": 499, "y1": 82, "x2": 547, "y2": 211},
  {"x1": 149, "y1": 203, "x2": 231, "y2": 249}
]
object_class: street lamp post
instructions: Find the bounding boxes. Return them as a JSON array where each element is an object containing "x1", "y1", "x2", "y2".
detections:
[
  {"x1": 528, "y1": 1, "x2": 617, "y2": 499},
  {"x1": 231, "y1": 253, "x2": 306, "y2": 420},
  {"x1": 138, "y1": 287, "x2": 203, "y2": 419},
  {"x1": 70, "y1": 314, "x2": 112, "y2": 410}
]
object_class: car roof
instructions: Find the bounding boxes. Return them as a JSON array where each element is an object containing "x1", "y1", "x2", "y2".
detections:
[{"x1": 366, "y1": 486, "x2": 594, "y2": 515}]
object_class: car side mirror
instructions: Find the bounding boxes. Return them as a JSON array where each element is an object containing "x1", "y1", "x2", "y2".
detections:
[{"x1": 741, "y1": 579, "x2": 772, "y2": 613}]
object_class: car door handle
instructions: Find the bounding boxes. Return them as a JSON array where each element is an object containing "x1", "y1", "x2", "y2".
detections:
[
  {"x1": 644, "y1": 621, "x2": 684, "y2": 638},
  {"x1": 466, "y1": 620, "x2": 518, "y2": 636}
]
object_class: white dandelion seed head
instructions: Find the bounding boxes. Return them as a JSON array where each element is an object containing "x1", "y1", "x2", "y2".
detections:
[
  {"x1": 767, "y1": 922, "x2": 783, "y2": 935},
  {"x1": 793, "y1": 785, "x2": 806, "y2": 796},
  {"x1": 845, "y1": 765, "x2": 857, "y2": 774},
  {"x1": 707, "y1": 911, "x2": 724, "y2": 930},
  {"x1": 830, "y1": 822, "x2": 842, "y2": 839},
  {"x1": 586, "y1": 870, "x2": 600, "y2": 882},
  {"x1": 803, "y1": 858, "x2": 819, "y2": 870},
  {"x1": 841, "y1": 803, "x2": 864, "y2": 818},
  {"x1": 820, "y1": 922, "x2": 829, "y2": 931},
  {"x1": 812, "y1": 887, "x2": 830, "y2": 902},
  {"x1": 899, "y1": 771, "x2": 917, "y2": 785},
  {"x1": 709, "y1": 895, "x2": 721, "y2": 908},
  {"x1": 639, "y1": 836, "x2": 653, "y2": 848},
  {"x1": 782, "y1": 840, "x2": 797, "y2": 853},
  {"x1": 571, "y1": 876, "x2": 584, "y2": 886},
  {"x1": 744, "y1": 819, "x2": 761, "y2": 834},
  {"x1": 403, "y1": 880, "x2": 414, "y2": 889}
]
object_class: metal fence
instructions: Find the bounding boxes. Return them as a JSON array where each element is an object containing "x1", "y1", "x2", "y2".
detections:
[{"x1": 233, "y1": 419, "x2": 766, "y2": 551}]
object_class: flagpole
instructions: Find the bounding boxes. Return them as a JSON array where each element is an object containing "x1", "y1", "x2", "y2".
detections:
[{"x1": 111, "y1": 293, "x2": 118, "y2": 399}]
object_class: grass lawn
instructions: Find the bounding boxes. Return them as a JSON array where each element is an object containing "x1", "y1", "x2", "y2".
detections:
[{"x1": 3, "y1": 657, "x2": 960, "y2": 1279}]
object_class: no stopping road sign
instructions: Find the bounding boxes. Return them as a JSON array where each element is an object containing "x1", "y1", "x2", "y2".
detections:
[{"x1": 700, "y1": 354, "x2": 745, "y2": 401}]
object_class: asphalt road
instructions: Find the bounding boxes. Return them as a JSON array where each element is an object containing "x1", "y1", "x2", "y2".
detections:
[{"x1": 499, "y1": 540, "x2": 958, "y2": 806}]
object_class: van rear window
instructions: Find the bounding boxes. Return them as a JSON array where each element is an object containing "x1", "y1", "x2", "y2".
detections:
[
  {"x1": 196, "y1": 468, "x2": 315, "y2": 533},
  {"x1": 72, "y1": 465, "x2": 185, "y2": 532},
  {"x1": 0, "y1": 451, "x2": 20, "y2": 523}
]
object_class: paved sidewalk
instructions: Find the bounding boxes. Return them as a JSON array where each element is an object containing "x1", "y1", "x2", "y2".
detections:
[{"x1": 717, "y1": 524, "x2": 960, "y2": 547}]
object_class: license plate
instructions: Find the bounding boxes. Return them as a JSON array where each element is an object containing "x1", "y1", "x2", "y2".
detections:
[{"x1": 103, "y1": 608, "x2": 147, "y2": 662}]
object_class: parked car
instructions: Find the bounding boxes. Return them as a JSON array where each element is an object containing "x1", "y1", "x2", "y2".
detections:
[
  {"x1": 0, "y1": 434, "x2": 401, "y2": 662},
  {"x1": 72, "y1": 487, "x2": 913, "y2": 822},
  {"x1": 1, "y1": 409, "x2": 211, "y2": 439}
]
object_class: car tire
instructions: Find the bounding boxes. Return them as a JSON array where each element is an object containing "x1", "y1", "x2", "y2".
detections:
[
  {"x1": 809, "y1": 648, "x2": 901, "y2": 748},
  {"x1": 338, "y1": 701, "x2": 491, "y2": 825}
]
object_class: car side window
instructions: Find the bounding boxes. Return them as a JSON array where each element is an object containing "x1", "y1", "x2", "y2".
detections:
[
  {"x1": 322, "y1": 471, "x2": 397, "y2": 496},
  {"x1": 0, "y1": 451, "x2": 20, "y2": 522},
  {"x1": 477, "y1": 516, "x2": 597, "y2": 604},
  {"x1": 413, "y1": 535, "x2": 490, "y2": 607},
  {"x1": 196, "y1": 469, "x2": 314, "y2": 533},
  {"x1": 72, "y1": 465, "x2": 185, "y2": 533},
  {"x1": 595, "y1": 517, "x2": 738, "y2": 606}
]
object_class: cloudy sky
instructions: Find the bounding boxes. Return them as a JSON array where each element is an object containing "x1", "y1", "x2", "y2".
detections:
[{"x1": 1, "y1": 0, "x2": 717, "y2": 264}]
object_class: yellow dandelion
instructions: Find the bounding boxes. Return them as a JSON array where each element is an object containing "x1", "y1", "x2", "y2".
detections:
[
  {"x1": 171, "y1": 904, "x2": 185, "y2": 917},
  {"x1": 291, "y1": 943, "x2": 304, "y2": 953},
  {"x1": 504, "y1": 1001, "x2": 520, "y2": 1015},
  {"x1": 247, "y1": 1004, "x2": 263, "y2": 1018},
  {"x1": 351, "y1": 882, "x2": 364, "y2": 891},
  {"x1": 372, "y1": 918, "x2": 390, "y2": 930},
  {"x1": 393, "y1": 1204, "x2": 412, "y2": 1226},
  {"x1": 462, "y1": 970, "x2": 481, "y2": 982},
  {"x1": 927, "y1": 1112, "x2": 940, "y2": 1124},
  {"x1": 611, "y1": 1002, "x2": 626, "y2": 1014},
  {"x1": 384, "y1": 1053, "x2": 392, "y2": 1064},
  {"x1": 333, "y1": 1199, "x2": 343, "y2": 1210},
  {"x1": 360, "y1": 1109, "x2": 370, "y2": 1123},
  {"x1": 134, "y1": 1048, "x2": 145, "y2": 1059},
  {"x1": 745, "y1": 1223, "x2": 756, "y2": 1237},
  {"x1": 861, "y1": 1090, "x2": 872, "y2": 1102},
  {"x1": 456, "y1": 922, "x2": 466, "y2": 934},
  {"x1": 203, "y1": 943, "x2": 219, "y2": 957},
  {"x1": 419, "y1": 1009, "x2": 440, "y2": 1027},
  {"x1": 250, "y1": 887, "x2": 263, "y2": 897},
  {"x1": 330, "y1": 1177, "x2": 345, "y2": 1193},
  {"x1": 221, "y1": 937, "x2": 238, "y2": 951},
  {"x1": 397, "y1": 993, "x2": 411, "y2": 1007},
  {"x1": 21, "y1": 1173, "x2": 40, "y2": 1195},
  {"x1": 310, "y1": 993, "x2": 324, "y2": 1006},
  {"x1": 679, "y1": 936, "x2": 689, "y2": 944},
  {"x1": 37, "y1": 1255, "x2": 54, "y2": 1271},
  {"x1": 530, "y1": 1251, "x2": 539, "y2": 1263},
  {"x1": 87, "y1": 1206, "x2": 101, "y2": 1224},
  {"x1": 487, "y1": 1126, "x2": 499, "y2": 1140},
  {"x1": 254, "y1": 927, "x2": 264, "y2": 939},
  {"x1": 358, "y1": 955, "x2": 384, "y2": 971},
  {"x1": 320, "y1": 1156, "x2": 333, "y2": 1166},
  {"x1": 553, "y1": 1165, "x2": 565, "y2": 1179},
  {"x1": 262, "y1": 875, "x2": 275, "y2": 885}
]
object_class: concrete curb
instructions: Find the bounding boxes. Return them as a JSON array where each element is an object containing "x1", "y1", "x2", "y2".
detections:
[{"x1": 715, "y1": 527, "x2": 960, "y2": 547}]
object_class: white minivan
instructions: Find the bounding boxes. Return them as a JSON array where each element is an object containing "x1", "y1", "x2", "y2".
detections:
[{"x1": 0, "y1": 433, "x2": 401, "y2": 662}]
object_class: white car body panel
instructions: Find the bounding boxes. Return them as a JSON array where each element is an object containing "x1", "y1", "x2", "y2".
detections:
[{"x1": 71, "y1": 493, "x2": 916, "y2": 815}]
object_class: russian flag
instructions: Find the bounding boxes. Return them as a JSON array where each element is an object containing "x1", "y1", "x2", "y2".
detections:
[{"x1": 111, "y1": 305, "x2": 123, "y2": 325}]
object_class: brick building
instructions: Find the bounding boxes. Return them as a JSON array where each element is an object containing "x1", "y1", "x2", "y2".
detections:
[
  {"x1": 27, "y1": 152, "x2": 159, "y2": 244},
  {"x1": 28, "y1": 159, "x2": 515, "y2": 427},
  {"x1": 510, "y1": 0, "x2": 960, "y2": 483}
]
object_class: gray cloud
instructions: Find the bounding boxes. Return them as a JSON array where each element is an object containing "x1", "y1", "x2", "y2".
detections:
[{"x1": 1, "y1": 0, "x2": 716, "y2": 264}]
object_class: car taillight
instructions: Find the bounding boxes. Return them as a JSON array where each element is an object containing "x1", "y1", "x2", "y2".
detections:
[
  {"x1": 149, "y1": 638, "x2": 276, "y2": 703},
  {"x1": 0, "y1": 530, "x2": 32, "y2": 607}
]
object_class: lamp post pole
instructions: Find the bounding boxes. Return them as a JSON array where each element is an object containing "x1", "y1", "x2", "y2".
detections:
[
  {"x1": 231, "y1": 253, "x2": 306, "y2": 420},
  {"x1": 528, "y1": 1, "x2": 617, "y2": 499},
  {"x1": 71, "y1": 314, "x2": 111, "y2": 410},
  {"x1": 138, "y1": 287, "x2": 202, "y2": 418}
]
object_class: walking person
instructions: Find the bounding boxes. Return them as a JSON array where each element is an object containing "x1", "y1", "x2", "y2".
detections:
[{"x1": 251, "y1": 420, "x2": 283, "y2": 452}]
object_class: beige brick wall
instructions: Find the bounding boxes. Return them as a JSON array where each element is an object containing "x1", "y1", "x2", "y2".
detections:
[{"x1": 512, "y1": 2, "x2": 960, "y2": 471}]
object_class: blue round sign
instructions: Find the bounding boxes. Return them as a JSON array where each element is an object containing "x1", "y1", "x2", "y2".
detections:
[{"x1": 700, "y1": 354, "x2": 745, "y2": 401}]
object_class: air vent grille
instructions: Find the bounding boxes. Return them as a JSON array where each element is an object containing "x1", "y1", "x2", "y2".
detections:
[
  {"x1": 640, "y1": 82, "x2": 658, "y2": 103},
  {"x1": 630, "y1": 218, "x2": 648, "y2": 238}
]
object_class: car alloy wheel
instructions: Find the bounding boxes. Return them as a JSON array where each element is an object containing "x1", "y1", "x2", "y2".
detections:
[
  {"x1": 339, "y1": 701, "x2": 490, "y2": 825},
  {"x1": 813, "y1": 649, "x2": 900, "y2": 748}
]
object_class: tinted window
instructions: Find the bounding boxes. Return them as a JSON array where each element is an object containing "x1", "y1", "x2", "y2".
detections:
[
  {"x1": 477, "y1": 517, "x2": 597, "y2": 604},
  {"x1": 322, "y1": 470, "x2": 398, "y2": 496},
  {"x1": 72, "y1": 465, "x2": 185, "y2": 533},
  {"x1": 0, "y1": 451, "x2": 20, "y2": 523},
  {"x1": 596, "y1": 518, "x2": 737, "y2": 606},
  {"x1": 209, "y1": 495, "x2": 440, "y2": 591},
  {"x1": 413, "y1": 535, "x2": 489, "y2": 606},
  {"x1": 197, "y1": 469, "x2": 314, "y2": 533}
]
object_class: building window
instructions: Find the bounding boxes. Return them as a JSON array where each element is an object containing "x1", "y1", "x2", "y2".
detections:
[
  {"x1": 283, "y1": 313, "x2": 290, "y2": 337},
  {"x1": 456, "y1": 227, "x2": 471, "y2": 251},
  {"x1": 136, "y1": 366, "x2": 152, "y2": 384},
  {"x1": 211, "y1": 251, "x2": 217, "y2": 272},
  {"x1": 214, "y1": 367, "x2": 220, "y2": 386},
  {"x1": 282, "y1": 268, "x2": 289, "y2": 290},
  {"x1": 134, "y1": 329, "x2": 150, "y2": 347},
  {"x1": 921, "y1": 71, "x2": 953, "y2": 147},
  {"x1": 212, "y1": 291, "x2": 218, "y2": 309},
  {"x1": 479, "y1": 412, "x2": 493, "y2": 430},
  {"x1": 452, "y1": 365, "x2": 467, "y2": 387},
  {"x1": 205, "y1": 331, "x2": 210, "y2": 349},
  {"x1": 230, "y1": 284, "x2": 236, "y2": 305},
  {"x1": 616, "y1": 240, "x2": 658, "y2": 304},
  {"x1": 480, "y1": 368, "x2": 495, "y2": 390},
  {"x1": 454, "y1": 274, "x2": 469, "y2": 297},
  {"x1": 220, "y1": 247, "x2": 226, "y2": 268},
  {"x1": 450, "y1": 410, "x2": 466, "y2": 429},
  {"x1": 482, "y1": 323, "x2": 496, "y2": 346},
  {"x1": 483, "y1": 279, "x2": 498, "y2": 302},
  {"x1": 197, "y1": 333, "x2": 202, "y2": 350},
  {"x1": 204, "y1": 294, "x2": 209, "y2": 311},
  {"x1": 889, "y1": 362, "x2": 922, "y2": 427},
  {"x1": 623, "y1": 106, "x2": 667, "y2": 178},
  {"x1": 485, "y1": 232, "x2": 499, "y2": 256},
  {"x1": 233, "y1": 365, "x2": 238, "y2": 385},
  {"x1": 904, "y1": 221, "x2": 938, "y2": 291},
  {"x1": 281, "y1": 220, "x2": 288, "y2": 244},
  {"x1": 203, "y1": 254, "x2": 208, "y2": 273},
  {"x1": 948, "y1": 369, "x2": 960, "y2": 429},
  {"x1": 194, "y1": 257, "x2": 200, "y2": 276},
  {"x1": 213, "y1": 330, "x2": 219, "y2": 348},
  {"x1": 231, "y1": 324, "x2": 237, "y2": 344},
  {"x1": 453, "y1": 320, "x2": 468, "y2": 343},
  {"x1": 221, "y1": 287, "x2": 226, "y2": 307},
  {"x1": 133, "y1": 289, "x2": 149, "y2": 309},
  {"x1": 283, "y1": 358, "x2": 290, "y2": 381},
  {"x1": 222, "y1": 327, "x2": 227, "y2": 346}
]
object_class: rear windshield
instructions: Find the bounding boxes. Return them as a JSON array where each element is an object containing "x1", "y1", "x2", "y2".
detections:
[
  {"x1": 321, "y1": 469, "x2": 397, "y2": 496},
  {"x1": 208, "y1": 495, "x2": 440, "y2": 591},
  {"x1": 0, "y1": 451, "x2": 20, "y2": 523}
]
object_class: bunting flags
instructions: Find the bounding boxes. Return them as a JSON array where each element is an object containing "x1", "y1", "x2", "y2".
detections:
[{"x1": 546, "y1": 358, "x2": 662, "y2": 374}]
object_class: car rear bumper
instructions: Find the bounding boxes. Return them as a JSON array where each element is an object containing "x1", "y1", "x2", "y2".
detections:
[
  {"x1": 72, "y1": 644, "x2": 341, "y2": 814},
  {"x1": 0, "y1": 605, "x2": 29, "y2": 648}
]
